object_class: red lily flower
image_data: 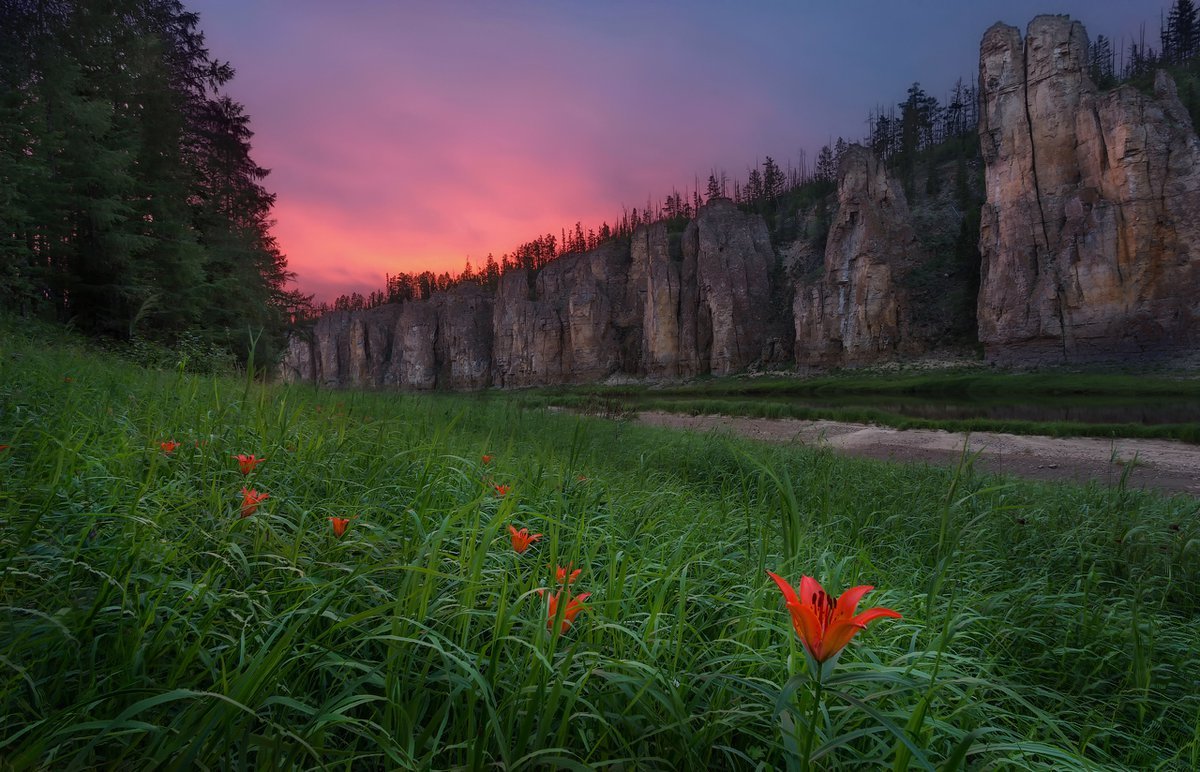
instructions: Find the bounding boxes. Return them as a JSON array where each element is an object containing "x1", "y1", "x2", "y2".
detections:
[
  {"x1": 240, "y1": 487, "x2": 269, "y2": 518},
  {"x1": 160, "y1": 440, "x2": 180, "y2": 455},
  {"x1": 541, "y1": 589, "x2": 590, "y2": 633},
  {"x1": 554, "y1": 564, "x2": 582, "y2": 584},
  {"x1": 767, "y1": 571, "x2": 901, "y2": 665},
  {"x1": 482, "y1": 454, "x2": 493, "y2": 465},
  {"x1": 0, "y1": 444, "x2": 9, "y2": 453},
  {"x1": 493, "y1": 483, "x2": 511, "y2": 497},
  {"x1": 234, "y1": 453, "x2": 266, "y2": 475},
  {"x1": 508, "y1": 525, "x2": 542, "y2": 554},
  {"x1": 329, "y1": 516, "x2": 354, "y2": 538}
]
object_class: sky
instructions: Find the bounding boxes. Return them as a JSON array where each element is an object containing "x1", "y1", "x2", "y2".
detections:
[{"x1": 189, "y1": 1, "x2": 1157, "y2": 303}]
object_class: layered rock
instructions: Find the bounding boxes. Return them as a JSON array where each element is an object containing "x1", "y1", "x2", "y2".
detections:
[
  {"x1": 793, "y1": 145, "x2": 928, "y2": 367},
  {"x1": 283, "y1": 288, "x2": 492, "y2": 390},
  {"x1": 632, "y1": 222, "x2": 684, "y2": 377},
  {"x1": 680, "y1": 199, "x2": 774, "y2": 375},
  {"x1": 977, "y1": 15, "x2": 1200, "y2": 363},
  {"x1": 492, "y1": 240, "x2": 641, "y2": 387},
  {"x1": 285, "y1": 199, "x2": 778, "y2": 389}
]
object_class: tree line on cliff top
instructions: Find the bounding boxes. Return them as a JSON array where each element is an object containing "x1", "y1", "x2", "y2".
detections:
[
  {"x1": 0, "y1": 0, "x2": 310, "y2": 366},
  {"x1": 322, "y1": 0, "x2": 1200, "y2": 320}
]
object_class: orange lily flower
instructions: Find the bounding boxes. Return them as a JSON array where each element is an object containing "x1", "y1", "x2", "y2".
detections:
[
  {"x1": 240, "y1": 487, "x2": 269, "y2": 518},
  {"x1": 554, "y1": 564, "x2": 582, "y2": 584},
  {"x1": 234, "y1": 453, "x2": 266, "y2": 475},
  {"x1": 160, "y1": 440, "x2": 180, "y2": 455},
  {"x1": 329, "y1": 516, "x2": 354, "y2": 538},
  {"x1": 767, "y1": 571, "x2": 900, "y2": 666},
  {"x1": 482, "y1": 454, "x2": 493, "y2": 465},
  {"x1": 542, "y1": 589, "x2": 590, "y2": 633},
  {"x1": 493, "y1": 483, "x2": 511, "y2": 497},
  {"x1": 508, "y1": 525, "x2": 542, "y2": 554},
  {"x1": 0, "y1": 444, "x2": 9, "y2": 453}
]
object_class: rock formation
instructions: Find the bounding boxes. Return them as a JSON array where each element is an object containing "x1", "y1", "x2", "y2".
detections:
[
  {"x1": 681, "y1": 199, "x2": 774, "y2": 375},
  {"x1": 285, "y1": 199, "x2": 776, "y2": 389},
  {"x1": 282, "y1": 14, "x2": 1200, "y2": 388},
  {"x1": 977, "y1": 15, "x2": 1200, "y2": 363},
  {"x1": 793, "y1": 145, "x2": 933, "y2": 367}
]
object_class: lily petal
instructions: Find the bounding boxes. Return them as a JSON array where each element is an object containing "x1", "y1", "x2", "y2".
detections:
[
  {"x1": 799, "y1": 575, "x2": 824, "y2": 607},
  {"x1": 849, "y1": 606, "x2": 903, "y2": 627},
  {"x1": 819, "y1": 618, "x2": 868, "y2": 660},
  {"x1": 790, "y1": 602, "x2": 826, "y2": 660},
  {"x1": 833, "y1": 584, "x2": 875, "y2": 620},
  {"x1": 767, "y1": 571, "x2": 802, "y2": 609}
]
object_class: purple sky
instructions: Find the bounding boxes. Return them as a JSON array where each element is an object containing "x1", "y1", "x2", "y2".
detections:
[{"x1": 189, "y1": 1, "x2": 1157, "y2": 302}]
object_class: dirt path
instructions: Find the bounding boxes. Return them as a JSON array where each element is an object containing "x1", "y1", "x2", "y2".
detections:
[{"x1": 634, "y1": 411, "x2": 1200, "y2": 497}]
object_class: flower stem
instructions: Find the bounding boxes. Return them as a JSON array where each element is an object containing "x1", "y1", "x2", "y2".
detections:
[{"x1": 801, "y1": 676, "x2": 823, "y2": 771}]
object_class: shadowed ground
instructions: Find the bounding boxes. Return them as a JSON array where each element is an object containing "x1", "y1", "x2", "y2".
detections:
[{"x1": 635, "y1": 411, "x2": 1200, "y2": 496}]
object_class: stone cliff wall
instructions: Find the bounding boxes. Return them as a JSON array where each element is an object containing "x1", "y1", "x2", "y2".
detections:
[
  {"x1": 283, "y1": 200, "x2": 775, "y2": 389},
  {"x1": 977, "y1": 15, "x2": 1200, "y2": 363},
  {"x1": 282, "y1": 14, "x2": 1200, "y2": 388},
  {"x1": 792, "y1": 145, "x2": 933, "y2": 367}
]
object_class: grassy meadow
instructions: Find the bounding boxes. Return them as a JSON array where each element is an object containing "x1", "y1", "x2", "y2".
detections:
[{"x1": 2, "y1": 322, "x2": 1199, "y2": 769}]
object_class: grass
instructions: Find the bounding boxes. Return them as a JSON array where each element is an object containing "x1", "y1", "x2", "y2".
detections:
[
  {"x1": 2, "y1": 320, "x2": 1199, "y2": 768},
  {"x1": 522, "y1": 371, "x2": 1200, "y2": 443}
]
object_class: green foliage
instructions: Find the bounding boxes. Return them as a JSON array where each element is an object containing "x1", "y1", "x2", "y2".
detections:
[
  {"x1": 0, "y1": 0, "x2": 308, "y2": 366},
  {"x1": 2, "y1": 330, "x2": 1200, "y2": 768}
]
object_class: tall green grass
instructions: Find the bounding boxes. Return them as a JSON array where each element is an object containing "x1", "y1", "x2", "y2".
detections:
[{"x1": 1, "y1": 323, "x2": 1199, "y2": 768}]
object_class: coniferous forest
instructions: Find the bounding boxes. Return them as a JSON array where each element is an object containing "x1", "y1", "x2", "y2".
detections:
[{"x1": 0, "y1": 0, "x2": 308, "y2": 366}]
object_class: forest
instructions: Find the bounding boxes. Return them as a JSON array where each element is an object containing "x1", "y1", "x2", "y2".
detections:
[{"x1": 0, "y1": 0, "x2": 309, "y2": 365}]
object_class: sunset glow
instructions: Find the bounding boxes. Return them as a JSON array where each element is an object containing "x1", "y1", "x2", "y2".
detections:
[{"x1": 192, "y1": 0, "x2": 1148, "y2": 302}]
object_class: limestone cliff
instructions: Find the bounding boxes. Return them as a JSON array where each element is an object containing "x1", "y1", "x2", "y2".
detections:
[
  {"x1": 282, "y1": 16, "x2": 1200, "y2": 388},
  {"x1": 283, "y1": 286, "x2": 492, "y2": 390},
  {"x1": 977, "y1": 15, "x2": 1200, "y2": 363},
  {"x1": 793, "y1": 145, "x2": 938, "y2": 367},
  {"x1": 286, "y1": 200, "x2": 776, "y2": 389},
  {"x1": 491, "y1": 239, "x2": 640, "y2": 387},
  {"x1": 681, "y1": 199, "x2": 774, "y2": 375}
]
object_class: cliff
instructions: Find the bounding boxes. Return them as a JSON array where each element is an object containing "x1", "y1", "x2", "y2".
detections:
[
  {"x1": 282, "y1": 13, "x2": 1200, "y2": 388},
  {"x1": 792, "y1": 145, "x2": 938, "y2": 366},
  {"x1": 284, "y1": 199, "x2": 776, "y2": 388},
  {"x1": 977, "y1": 15, "x2": 1200, "y2": 363}
]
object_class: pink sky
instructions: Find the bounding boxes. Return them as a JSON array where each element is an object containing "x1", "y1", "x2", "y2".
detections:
[{"x1": 191, "y1": 1, "x2": 1151, "y2": 303}]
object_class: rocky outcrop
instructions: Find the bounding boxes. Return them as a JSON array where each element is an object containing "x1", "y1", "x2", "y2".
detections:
[
  {"x1": 435, "y1": 285, "x2": 494, "y2": 389},
  {"x1": 492, "y1": 240, "x2": 641, "y2": 387},
  {"x1": 633, "y1": 222, "x2": 684, "y2": 378},
  {"x1": 682, "y1": 199, "x2": 774, "y2": 375},
  {"x1": 793, "y1": 145, "x2": 931, "y2": 367},
  {"x1": 286, "y1": 200, "x2": 777, "y2": 389},
  {"x1": 279, "y1": 13, "x2": 1198, "y2": 386},
  {"x1": 978, "y1": 15, "x2": 1200, "y2": 363},
  {"x1": 283, "y1": 288, "x2": 492, "y2": 390}
]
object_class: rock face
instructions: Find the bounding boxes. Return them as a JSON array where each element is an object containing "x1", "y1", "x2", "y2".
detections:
[
  {"x1": 977, "y1": 15, "x2": 1200, "y2": 363},
  {"x1": 283, "y1": 288, "x2": 492, "y2": 390},
  {"x1": 284, "y1": 199, "x2": 777, "y2": 390},
  {"x1": 632, "y1": 222, "x2": 684, "y2": 378},
  {"x1": 491, "y1": 239, "x2": 641, "y2": 387},
  {"x1": 681, "y1": 199, "x2": 775, "y2": 375},
  {"x1": 793, "y1": 145, "x2": 929, "y2": 367}
]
